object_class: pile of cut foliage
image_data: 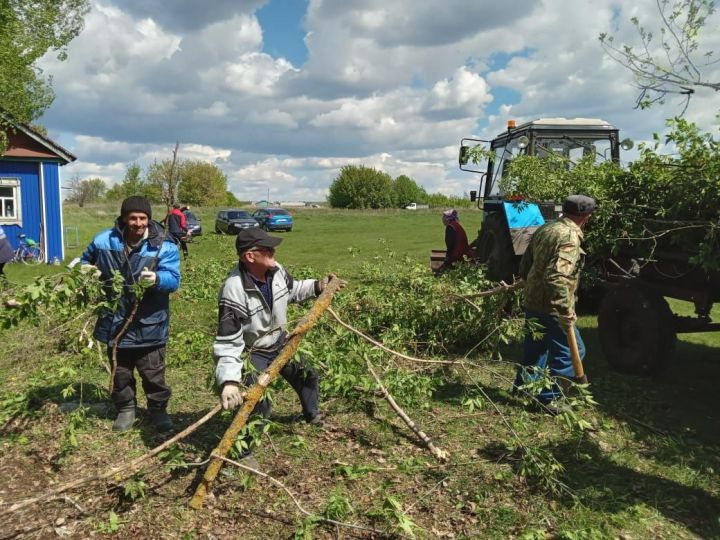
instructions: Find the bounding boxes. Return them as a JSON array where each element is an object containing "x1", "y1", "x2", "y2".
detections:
[{"x1": 501, "y1": 118, "x2": 720, "y2": 272}]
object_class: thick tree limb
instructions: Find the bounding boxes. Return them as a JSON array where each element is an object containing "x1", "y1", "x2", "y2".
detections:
[
  {"x1": 0, "y1": 404, "x2": 222, "y2": 517},
  {"x1": 364, "y1": 357, "x2": 449, "y2": 462},
  {"x1": 189, "y1": 277, "x2": 343, "y2": 509}
]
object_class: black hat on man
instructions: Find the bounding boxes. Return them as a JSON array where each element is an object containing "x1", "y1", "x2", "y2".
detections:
[
  {"x1": 120, "y1": 196, "x2": 152, "y2": 219},
  {"x1": 236, "y1": 227, "x2": 282, "y2": 255},
  {"x1": 562, "y1": 195, "x2": 596, "y2": 216}
]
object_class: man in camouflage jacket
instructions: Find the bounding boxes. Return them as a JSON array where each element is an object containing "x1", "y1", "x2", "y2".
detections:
[{"x1": 513, "y1": 195, "x2": 596, "y2": 405}]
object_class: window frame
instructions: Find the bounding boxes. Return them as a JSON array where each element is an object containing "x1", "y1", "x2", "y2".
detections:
[{"x1": 0, "y1": 178, "x2": 22, "y2": 225}]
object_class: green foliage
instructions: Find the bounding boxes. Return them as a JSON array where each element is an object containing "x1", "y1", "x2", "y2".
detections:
[
  {"x1": 122, "y1": 474, "x2": 148, "y2": 501},
  {"x1": 95, "y1": 511, "x2": 122, "y2": 534},
  {"x1": 0, "y1": 268, "x2": 123, "y2": 330},
  {"x1": 146, "y1": 158, "x2": 180, "y2": 207},
  {"x1": 229, "y1": 416, "x2": 271, "y2": 458},
  {"x1": 423, "y1": 192, "x2": 474, "y2": 209},
  {"x1": 66, "y1": 177, "x2": 108, "y2": 207},
  {"x1": 323, "y1": 488, "x2": 354, "y2": 520},
  {"x1": 0, "y1": 0, "x2": 89, "y2": 142},
  {"x1": 158, "y1": 445, "x2": 188, "y2": 472},
  {"x1": 328, "y1": 165, "x2": 394, "y2": 209},
  {"x1": 178, "y1": 160, "x2": 229, "y2": 206},
  {"x1": 0, "y1": 391, "x2": 30, "y2": 427},
  {"x1": 333, "y1": 462, "x2": 377, "y2": 480},
  {"x1": 105, "y1": 163, "x2": 153, "y2": 202},
  {"x1": 377, "y1": 495, "x2": 417, "y2": 538},
  {"x1": 293, "y1": 515, "x2": 320, "y2": 540},
  {"x1": 59, "y1": 405, "x2": 87, "y2": 453},
  {"x1": 168, "y1": 330, "x2": 214, "y2": 367},
  {"x1": 498, "y1": 118, "x2": 720, "y2": 271},
  {"x1": 393, "y1": 175, "x2": 427, "y2": 208},
  {"x1": 224, "y1": 190, "x2": 242, "y2": 206}
]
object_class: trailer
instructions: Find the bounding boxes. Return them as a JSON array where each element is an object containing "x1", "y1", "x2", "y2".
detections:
[{"x1": 458, "y1": 118, "x2": 719, "y2": 375}]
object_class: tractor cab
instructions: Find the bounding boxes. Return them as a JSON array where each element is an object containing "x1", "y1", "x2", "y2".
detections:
[{"x1": 458, "y1": 118, "x2": 631, "y2": 282}]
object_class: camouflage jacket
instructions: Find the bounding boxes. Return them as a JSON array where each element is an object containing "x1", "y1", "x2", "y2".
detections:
[{"x1": 518, "y1": 217, "x2": 584, "y2": 317}]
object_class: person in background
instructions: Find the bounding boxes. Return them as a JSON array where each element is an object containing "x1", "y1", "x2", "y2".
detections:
[
  {"x1": 167, "y1": 203, "x2": 189, "y2": 260},
  {"x1": 441, "y1": 209, "x2": 475, "y2": 268},
  {"x1": 80, "y1": 196, "x2": 181, "y2": 432},
  {"x1": 0, "y1": 225, "x2": 13, "y2": 279},
  {"x1": 213, "y1": 228, "x2": 346, "y2": 458},
  {"x1": 513, "y1": 195, "x2": 596, "y2": 411}
]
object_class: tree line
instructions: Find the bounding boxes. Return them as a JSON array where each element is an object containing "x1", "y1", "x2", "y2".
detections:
[
  {"x1": 65, "y1": 159, "x2": 241, "y2": 208},
  {"x1": 328, "y1": 165, "x2": 472, "y2": 209}
]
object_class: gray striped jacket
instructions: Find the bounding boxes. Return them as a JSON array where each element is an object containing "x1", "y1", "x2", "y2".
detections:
[{"x1": 213, "y1": 263, "x2": 318, "y2": 385}]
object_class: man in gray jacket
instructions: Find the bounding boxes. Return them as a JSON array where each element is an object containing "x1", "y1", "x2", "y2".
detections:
[{"x1": 214, "y1": 228, "x2": 342, "y2": 428}]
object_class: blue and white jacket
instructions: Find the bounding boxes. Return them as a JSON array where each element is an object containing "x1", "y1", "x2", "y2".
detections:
[
  {"x1": 81, "y1": 218, "x2": 180, "y2": 348},
  {"x1": 214, "y1": 263, "x2": 318, "y2": 385}
]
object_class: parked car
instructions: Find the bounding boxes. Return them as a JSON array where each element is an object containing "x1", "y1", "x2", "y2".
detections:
[
  {"x1": 252, "y1": 208, "x2": 294, "y2": 232},
  {"x1": 184, "y1": 211, "x2": 202, "y2": 236},
  {"x1": 215, "y1": 209, "x2": 260, "y2": 234}
]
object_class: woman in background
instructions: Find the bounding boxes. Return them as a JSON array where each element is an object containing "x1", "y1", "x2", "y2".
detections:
[
  {"x1": 0, "y1": 225, "x2": 14, "y2": 279},
  {"x1": 442, "y1": 209, "x2": 475, "y2": 268}
]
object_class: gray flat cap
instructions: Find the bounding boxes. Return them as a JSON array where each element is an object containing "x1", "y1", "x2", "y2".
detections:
[{"x1": 562, "y1": 195, "x2": 596, "y2": 216}]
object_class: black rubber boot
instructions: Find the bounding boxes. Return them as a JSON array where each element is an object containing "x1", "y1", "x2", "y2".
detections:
[
  {"x1": 112, "y1": 406, "x2": 136, "y2": 432},
  {"x1": 149, "y1": 408, "x2": 174, "y2": 432}
]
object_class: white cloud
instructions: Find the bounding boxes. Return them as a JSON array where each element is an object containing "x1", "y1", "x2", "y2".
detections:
[
  {"x1": 224, "y1": 53, "x2": 297, "y2": 96},
  {"x1": 36, "y1": 0, "x2": 720, "y2": 203}
]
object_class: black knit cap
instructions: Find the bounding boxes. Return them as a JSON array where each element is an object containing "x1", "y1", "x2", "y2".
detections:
[
  {"x1": 120, "y1": 196, "x2": 152, "y2": 219},
  {"x1": 236, "y1": 227, "x2": 282, "y2": 255},
  {"x1": 562, "y1": 195, "x2": 596, "y2": 216}
]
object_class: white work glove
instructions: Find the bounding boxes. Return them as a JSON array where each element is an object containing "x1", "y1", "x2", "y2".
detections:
[
  {"x1": 317, "y1": 274, "x2": 348, "y2": 293},
  {"x1": 139, "y1": 266, "x2": 157, "y2": 286},
  {"x1": 559, "y1": 312, "x2": 577, "y2": 329},
  {"x1": 220, "y1": 383, "x2": 244, "y2": 410},
  {"x1": 80, "y1": 264, "x2": 102, "y2": 278}
]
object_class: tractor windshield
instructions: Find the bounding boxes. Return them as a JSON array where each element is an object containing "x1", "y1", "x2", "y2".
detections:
[
  {"x1": 535, "y1": 136, "x2": 612, "y2": 163},
  {"x1": 486, "y1": 137, "x2": 526, "y2": 197}
]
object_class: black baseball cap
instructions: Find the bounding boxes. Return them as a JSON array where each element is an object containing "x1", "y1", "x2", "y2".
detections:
[
  {"x1": 562, "y1": 195, "x2": 596, "y2": 216},
  {"x1": 235, "y1": 227, "x2": 282, "y2": 254}
]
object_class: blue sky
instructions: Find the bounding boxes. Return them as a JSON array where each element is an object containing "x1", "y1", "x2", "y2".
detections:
[
  {"x1": 257, "y1": 0, "x2": 309, "y2": 66},
  {"x1": 38, "y1": 0, "x2": 720, "y2": 201}
]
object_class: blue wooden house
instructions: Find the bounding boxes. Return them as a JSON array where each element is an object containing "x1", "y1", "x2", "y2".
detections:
[{"x1": 1, "y1": 120, "x2": 76, "y2": 263}]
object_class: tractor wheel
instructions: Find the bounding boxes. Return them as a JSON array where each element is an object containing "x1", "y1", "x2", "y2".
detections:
[
  {"x1": 476, "y1": 213, "x2": 517, "y2": 282},
  {"x1": 598, "y1": 286, "x2": 676, "y2": 375}
]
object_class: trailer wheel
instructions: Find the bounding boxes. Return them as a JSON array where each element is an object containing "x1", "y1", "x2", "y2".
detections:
[
  {"x1": 598, "y1": 287, "x2": 676, "y2": 375},
  {"x1": 476, "y1": 213, "x2": 517, "y2": 282}
]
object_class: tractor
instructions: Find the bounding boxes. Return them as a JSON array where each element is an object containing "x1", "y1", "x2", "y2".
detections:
[{"x1": 457, "y1": 117, "x2": 720, "y2": 375}]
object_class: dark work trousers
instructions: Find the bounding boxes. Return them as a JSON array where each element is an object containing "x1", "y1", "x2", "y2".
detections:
[
  {"x1": 108, "y1": 345, "x2": 172, "y2": 411},
  {"x1": 171, "y1": 232, "x2": 188, "y2": 259},
  {"x1": 244, "y1": 347, "x2": 319, "y2": 422}
]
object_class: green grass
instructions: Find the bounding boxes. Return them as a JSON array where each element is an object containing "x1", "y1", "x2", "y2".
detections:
[{"x1": 0, "y1": 203, "x2": 718, "y2": 539}]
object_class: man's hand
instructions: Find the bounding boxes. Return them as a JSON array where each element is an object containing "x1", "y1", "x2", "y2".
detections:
[
  {"x1": 139, "y1": 267, "x2": 157, "y2": 286},
  {"x1": 317, "y1": 274, "x2": 348, "y2": 293},
  {"x1": 559, "y1": 312, "x2": 577, "y2": 329},
  {"x1": 80, "y1": 264, "x2": 102, "y2": 278},
  {"x1": 221, "y1": 383, "x2": 244, "y2": 410}
]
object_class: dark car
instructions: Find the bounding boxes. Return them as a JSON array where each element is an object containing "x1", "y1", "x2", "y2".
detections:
[
  {"x1": 215, "y1": 209, "x2": 260, "y2": 234},
  {"x1": 184, "y1": 211, "x2": 202, "y2": 237},
  {"x1": 252, "y1": 208, "x2": 294, "y2": 232}
]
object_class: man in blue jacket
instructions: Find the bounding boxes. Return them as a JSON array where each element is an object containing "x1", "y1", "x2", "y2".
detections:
[{"x1": 81, "y1": 196, "x2": 181, "y2": 432}]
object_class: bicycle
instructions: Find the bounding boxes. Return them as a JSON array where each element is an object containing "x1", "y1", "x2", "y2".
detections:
[{"x1": 13, "y1": 234, "x2": 44, "y2": 265}]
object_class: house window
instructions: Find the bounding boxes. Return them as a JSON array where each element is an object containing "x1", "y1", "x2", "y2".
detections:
[{"x1": 0, "y1": 178, "x2": 21, "y2": 224}]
